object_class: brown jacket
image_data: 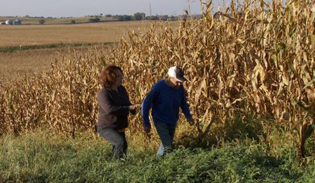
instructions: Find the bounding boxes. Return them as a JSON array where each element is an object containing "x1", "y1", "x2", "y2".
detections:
[{"x1": 97, "y1": 86, "x2": 134, "y2": 130}]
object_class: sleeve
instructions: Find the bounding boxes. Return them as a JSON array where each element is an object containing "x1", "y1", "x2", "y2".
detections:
[
  {"x1": 122, "y1": 86, "x2": 136, "y2": 115},
  {"x1": 98, "y1": 89, "x2": 129, "y2": 116},
  {"x1": 141, "y1": 83, "x2": 159, "y2": 127},
  {"x1": 180, "y1": 87, "x2": 192, "y2": 119}
]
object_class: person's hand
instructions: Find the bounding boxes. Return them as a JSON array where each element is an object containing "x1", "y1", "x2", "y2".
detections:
[
  {"x1": 117, "y1": 128, "x2": 125, "y2": 132},
  {"x1": 144, "y1": 126, "x2": 151, "y2": 133},
  {"x1": 187, "y1": 118, "x2": 194, "y2": 126},
  {"x1": 128, "y1": 104, "x2": 141, "y2": 110}
]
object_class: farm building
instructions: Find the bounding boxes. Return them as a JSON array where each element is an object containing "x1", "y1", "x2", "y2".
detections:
[
  {"x1": 14, "y1": 19, "x2": 21, "y2": 25},
  {"x1": 5, "y1": 20, "x2": 13, "y2": 25}
]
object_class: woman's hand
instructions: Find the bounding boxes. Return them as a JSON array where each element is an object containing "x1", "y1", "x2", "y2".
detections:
[
  {"x1": 117, "y1": 128, "x2": 125, "y2": 132},
  {"x1": 128, "y1": 104, "x2": 141, "y2": 110}
]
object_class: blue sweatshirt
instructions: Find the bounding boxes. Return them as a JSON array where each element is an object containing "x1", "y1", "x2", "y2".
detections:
[{"x1": 142, "y1": 79, "x2": 192, "y2": 127}]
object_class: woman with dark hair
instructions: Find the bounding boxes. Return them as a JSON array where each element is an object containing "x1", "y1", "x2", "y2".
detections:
[{"x1": 97, "y1": 65, "x2": 140, "y2": 159}]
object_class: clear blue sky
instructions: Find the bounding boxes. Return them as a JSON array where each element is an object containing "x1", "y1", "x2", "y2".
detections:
[{"x1": 0, "y1": 0, "x2": 228, "y2": 17}]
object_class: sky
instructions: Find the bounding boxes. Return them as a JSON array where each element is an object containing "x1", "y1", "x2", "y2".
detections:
[{"x1": 0, "y1": 0, "x2": 228, "y2": 17}]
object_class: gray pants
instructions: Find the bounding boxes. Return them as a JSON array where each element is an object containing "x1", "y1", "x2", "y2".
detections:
[
  {"x1": 97, "y1": 127, "x2": 127, "y2": 159},
  {"x1": 154, "y1": 121, "x2": 176, "y2": 156}
]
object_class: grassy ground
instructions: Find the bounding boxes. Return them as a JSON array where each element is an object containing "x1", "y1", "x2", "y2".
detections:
[{"x1": 0, "y1": 130, "x2": 314, "y2": 183}]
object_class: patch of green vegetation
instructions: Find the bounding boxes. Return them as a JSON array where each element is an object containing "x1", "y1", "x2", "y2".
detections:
[
  {"x1": 0, "y1": 130, "x2": 314, "y2": 183},
  {"x1": 0, "y1": 42, "x2": 115, "y2": 53}
]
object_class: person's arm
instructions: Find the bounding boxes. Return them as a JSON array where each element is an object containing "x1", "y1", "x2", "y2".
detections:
[
  {"x1": 180, "y1": 87, "x2": 193, "y2": 120},
  {"x1": 122, "y1": 86, "x2": 137, "y2": 115},
  {"x1": 98, "y1": 89, "x2": 129, "y2": 116},
  {"x1": 141, "y1": 84, "x2": 159, "y2": 128}
]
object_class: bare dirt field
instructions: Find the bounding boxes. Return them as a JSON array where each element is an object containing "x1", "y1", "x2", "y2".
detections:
[
  {"x1": 0, "y1": 21, "x2": 176, "y2": 82},
  {"x1": 0, "y1": 21, "x2": 153, "y2": 47}
]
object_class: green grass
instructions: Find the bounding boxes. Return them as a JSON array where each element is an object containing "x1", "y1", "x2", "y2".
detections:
[{"x1": 0, "y1": 130, "x2": 314, "y2": 183}]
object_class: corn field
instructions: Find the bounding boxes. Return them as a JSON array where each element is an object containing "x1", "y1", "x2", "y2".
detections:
[{"x1": 0, "y1": 0, "x2": 314, "y2": 157}]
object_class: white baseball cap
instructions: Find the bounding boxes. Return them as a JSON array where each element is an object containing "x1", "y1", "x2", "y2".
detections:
[{"x1": 167, "y1": 66, "x2": 187, "y2": 82}]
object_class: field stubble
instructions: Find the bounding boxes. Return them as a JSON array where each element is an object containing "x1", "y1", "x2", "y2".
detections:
[
  {"x1": 0, "y1": 21, "x2": 175, "y2": 47},
  {"x1": 0, "y1": 45, "x2": 111, "y2": 83},
  {"x1": 0, "y1": 21, "x2": 171, "y2": 81}
]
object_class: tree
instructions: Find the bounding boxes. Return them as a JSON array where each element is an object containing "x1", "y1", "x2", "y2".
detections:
[
  {"x1": 160, "y1": 15, "x2": 169, "y2": 21},
  {"x1": 39, "y1": 19, "x2": 45, "y2": 25},
  {"x1": 70, "y1": 20, "x2": 76, "y2": 24},
  {"x1": 89, "y1": 17, "x2": 100, "y2": 22},
  {"x1": 116, "y1": 15, "x2": 132, "y2": 21},
  {"x1": 134, "y1": 12, "x2": 145, "y2": 20},
  {"x1": 124, "y1": 15, "x2": 132, "y2": 21},
  {"x1": 150, "y1": 15, "x2": 159, "y2": 20},
  {"x1": 117, "y1": 15, "x2": 124, "y2": 21},
  {"x1": 170, "y1": 16, "x2": 178, "y2": 21}
]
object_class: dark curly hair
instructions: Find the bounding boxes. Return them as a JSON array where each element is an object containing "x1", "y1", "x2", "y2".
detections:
[{"x1": 99, "y1": 65, "x2": 123, "y2": 87}]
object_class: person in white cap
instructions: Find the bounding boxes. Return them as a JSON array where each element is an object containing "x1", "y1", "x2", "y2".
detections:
[{"x1": 141, "y1": 66, "x2": 194, "y2": 156}]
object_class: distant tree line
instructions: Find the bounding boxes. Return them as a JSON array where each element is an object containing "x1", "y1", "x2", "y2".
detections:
[
  {"x1": 112, "y1": 12, "x2": 180, "y2": 21},
  {"x1": 24, "y1": 15, "x2": 74, "y2": 19},
  {"x1": 89, "y1": 17, "x2": 101, "y2": 22},
  {"x1": 18, "y1": 12, "x2": 202, "y2": 25},
  {"x1": 85, "y1": 12, "x2": 201, "y2": 22},
  {"x1": 112, "y1": 12, "x2": 201, "y2": 22}
]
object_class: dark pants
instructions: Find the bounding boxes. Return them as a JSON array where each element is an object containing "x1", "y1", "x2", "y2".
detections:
[
  {"x1": 154, "y1": 121, "x2": 176, "y2": 156},
  {"x1": 97, "y1": 127, "x2": 128, "y2": 159}
]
